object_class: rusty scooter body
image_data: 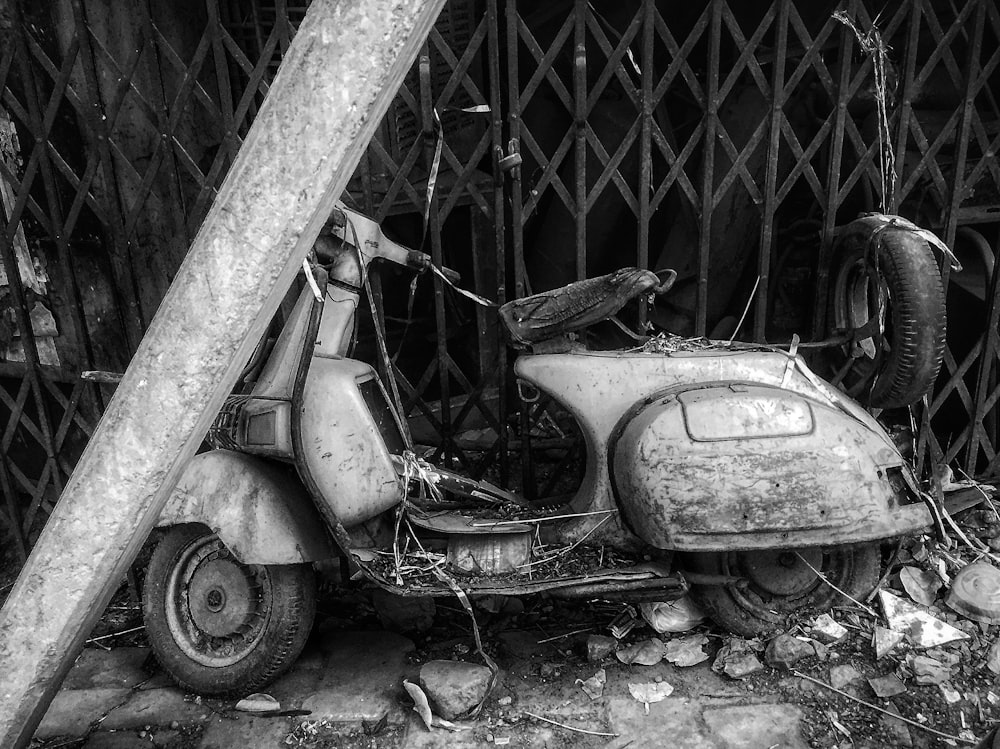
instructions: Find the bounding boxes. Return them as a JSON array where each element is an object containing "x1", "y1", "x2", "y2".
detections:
[{"x1": 142, "y1": 205, "x2": 933, "y2": 696}]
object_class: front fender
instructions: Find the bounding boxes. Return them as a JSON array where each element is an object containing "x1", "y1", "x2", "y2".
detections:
[{"x1": 159, "y1": 449, "x2": 335, "y2": 564}]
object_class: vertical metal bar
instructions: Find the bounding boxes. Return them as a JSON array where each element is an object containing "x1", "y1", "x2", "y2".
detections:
[
  {"x1": 756, "y1": 0, "x2": 789, "y2": 343},
  {"x1": 506, "y1": 0, "x2": 533, "y2": 495},
  {"x1": 9, "y1": 27, "x2": 66, "y2": 500},
  {"x1": 418, "y1": 41, "x2": 452, "y2": 456},
  {"x1": 573, "y1": 0, "x2": 587, "y2": 281},
  {"x1": 696, "y1": 0, "x2": 723, "y2": 336},
  {"x1": 0, "y1": 1, "x2": 448, "y2": 744},
  {"x1": 506, "y1": 0, "x2": 523, "y2": 300},
  {"x1": 637, "y1": 0, "x2": 653, "y2": 330},
  {"x1": 891, "y1": 0, "x2": 922, "y2": 211},
  {"x1": 208, "y1": 0, "x2": 239, "y2": 168},
  {"x1": 139, "y1": 0, "x2": 194, "y2": 252},
  {"x1": 813, "y1": 0, "x2": 856, "y2": 340},
  {"x1": 70, "y1": 0, "x2": 142, "y2": 360},
  {"x1": 953, "y1": 2, "x2": 991, "y2": 473},
  {"x1": 487, "y1": 0, "x2": 508, "y2": 484}
]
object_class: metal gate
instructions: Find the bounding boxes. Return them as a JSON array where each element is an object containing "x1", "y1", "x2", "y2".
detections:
[{"x1": 1, "y1": 0, "x2": 999, "y2": 560}]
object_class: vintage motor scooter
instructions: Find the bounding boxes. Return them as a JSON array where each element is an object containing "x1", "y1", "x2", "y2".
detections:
[{"x1": 142, "y1": 205, "x2": 934, "y2": 696}]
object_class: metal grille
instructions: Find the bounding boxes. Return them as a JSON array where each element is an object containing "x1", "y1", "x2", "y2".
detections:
[{"x1": 1, "y1": 0, "x2": 999, "y2": 560}]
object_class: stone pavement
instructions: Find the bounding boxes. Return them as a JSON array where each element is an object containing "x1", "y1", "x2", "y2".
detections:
[{"x1": 33, "y1": 628, "x2": 811, "y2": 748}]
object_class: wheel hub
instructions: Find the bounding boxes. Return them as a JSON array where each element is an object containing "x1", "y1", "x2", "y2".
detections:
[
  {"x1": 741, "y1": 548, "x2": 824, "y2": 597},
  {"x1": 187, "y1": 557, "x2": 256, "y2": 637}
]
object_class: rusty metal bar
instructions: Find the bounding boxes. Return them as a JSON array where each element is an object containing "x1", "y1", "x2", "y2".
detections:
[
  {"x1": 573, "y1": 0, "x2": 587, "y2": 282},
  {"x1": 813, "y1": 0, "x2": 856, "y2": 341},
  {"x1": 637, "y1": 0, "x2": 653, "y2": 330},
  {"x1": 486, "y1": 0, "x2": 508, "y2": 485},
  {"x1": 0, "y1": 1, "x2": 446, "y2": 745},
  {"x1": 696, "y1": 0, "x2": 722, "y2": 337},
  {"x1": 891, "y1": 0, "x2": 922, "y2": 212},
  {"x1": 756, "y1": 0, "x2": 789, "y2": 343}
]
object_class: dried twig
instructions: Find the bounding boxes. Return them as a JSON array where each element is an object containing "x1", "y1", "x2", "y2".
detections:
[
  {"x1": 536, "y1": 627, "x2": 594, "y2": 644},
  {"x1": 793, "y1": 552, "x2": 880, "y2": 619},
  {"x1": 727, "y1": 275, "x2": 761, "y2": 345},
  {"x1": 85, "y1": 625, "x2": 145, "y2": 644},
  {"x1": 472, "y1": 509, "x2": 617, "y2": 527},
  {"x1": 792, "y1": 670, "x2": 975, "y2": 744},
  {"x1": 523, "y1": 711, "x2": 618, "y2": 738},
  {"x1": 519, "y1": 514, "x2": 615, "y2": 569}
]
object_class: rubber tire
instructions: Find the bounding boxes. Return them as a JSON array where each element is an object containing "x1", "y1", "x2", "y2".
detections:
[
  {"x1": 828, "y1": 217, "x2": 946, "y2": 409},
  {"x1": 683, "y1": 544, "x2": 880, "y2": 637},
  {"x1": 143, "y1": 524, "x2": 316, "y2": 696}
]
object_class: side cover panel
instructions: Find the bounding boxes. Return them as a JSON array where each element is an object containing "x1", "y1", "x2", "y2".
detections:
[
  {"x1": 158, "y1": 450, "x2": 335, "y2": 564},
  {"x1": 611, "y1": 383, "x2": 931, "y2": 551}
]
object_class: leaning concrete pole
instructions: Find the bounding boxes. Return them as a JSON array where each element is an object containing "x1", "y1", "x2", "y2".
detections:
[{"x1": 0, "y1": 0, "x2": 445, "y2": 744}]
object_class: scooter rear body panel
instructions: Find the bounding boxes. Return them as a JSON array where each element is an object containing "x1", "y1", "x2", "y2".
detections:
[
  {"x1": 610, "y1": 382, "x2": 930, "y2": 551},
  {"x1": 515, "y1": 347, "x2": 930, "y2": 551}
]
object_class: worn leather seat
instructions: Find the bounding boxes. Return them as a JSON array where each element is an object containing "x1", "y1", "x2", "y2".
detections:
[{"x1": 498, "y1": 267, "x2": 674, "y2": 347}]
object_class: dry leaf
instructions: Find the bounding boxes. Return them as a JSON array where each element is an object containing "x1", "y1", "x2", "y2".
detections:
[
  {"x1": 403, "y1": 680, "x2": 434, "y2": 730},
  {"x1": 616, "y1": 638, "x2": 664, "y2": 666},
  {"x1": 576, "y1": 668, "x2": 606, "y2": 700},
  {"x1": 899, "y1": 566, "x2": 942, "y2": 607},
  {"x1": 662, "y1": 634, "x2": 709, "y2": 667},
  {"x1": 628, "y1": 682, "x2": 673, "y2": 714},
  {"x1": 234, "y1": 693, "x2": 280, "y2": 713}
]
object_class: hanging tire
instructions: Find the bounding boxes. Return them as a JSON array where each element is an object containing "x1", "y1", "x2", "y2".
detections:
[
  {"x1": 683, "y1": 544, "x2": 880, "y2": 637},
  {"x1": 143, "y1": 524, "x2": 316, "y2": 696},
  {"x1": 827, "y1": 216, "x2": 946, "y2": 409}
]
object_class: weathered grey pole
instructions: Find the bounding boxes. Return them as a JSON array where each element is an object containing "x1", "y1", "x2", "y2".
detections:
[{"x1": 0, "y1": 0, "x2": 445, "y2": 745}]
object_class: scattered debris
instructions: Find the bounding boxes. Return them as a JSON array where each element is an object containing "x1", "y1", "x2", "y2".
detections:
[
  {"x1": 522, "y1": 711, "x2": 618, "y2": 737},
  {"x1": 576, "y1": 668, "x2": 606, "y2": 700},
  {"x1": 987, "y1": 638, "x2": 1000, "y2": 675},
  {"x1": 906, "y1": 654, "x2": 952, "y2": 685},
  {"x1": 945, "y1": 561, "x2": 1000, "y2": 624},
  {"x1": 941, "y1": 684, "x2": 963, "y2": 704},
  {"x1": 585, "y1": 634, "x2": 618, "y2": 662},
  {"x1": 628, "y1": 682, "x2": 674, "y2": 714},
  {"x1": 828, "y1": 664, "x2": 862, "y2": 690},
  {"x1": 402, "y1": 680, "x2": 469, "y2": 732},
  {"x1": 793, "y1": 669, "x2": 973, "y2": 744},
  {"x1": 899, "y1": 565, "x2": 942, "y2": 607},
  {"x1": 879, "y1": 590, "x2": 969, "y2": 648},
  {"x1": 662, "y1": 633, "x2": 710, "y2": 667},
  {"x1": 639, "y1": 597, "x2": 705, "y2": 633},
  {"x1": 764, "y1": 634, "x2": 815, "y2": 670},
  {"x1": 868, "y1": 673, "x2": 907, "y2": 698},
  {"x1": 616, "y1": 638, "x2": 664, "y2": 666},
  {"x1": 809, "y1": 614, "x2": 848, "y2": 644},
  {"x1": 234, "y1": 693, "x2": 280, "y2": 713},
  {"x1": 418, "y1": 660, "x2": 493, "y2": 720},
  {"x1": 609, "y1": 605, "x2": 641, "y2": 639},
  {"x1": 712, "y1": 638, "x2": 763, "y2": 679},
  {"x1": 873, "y1": 625, "x2": 906, "y2": 659}
]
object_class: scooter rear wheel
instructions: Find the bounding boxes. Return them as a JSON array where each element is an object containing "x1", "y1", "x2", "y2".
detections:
[
  {"x1": 143, "y1": 523, "x2": 316, "y2": 696},
  {"x1": 683, "y1": 544, "x2": 879, "y2": 637}
]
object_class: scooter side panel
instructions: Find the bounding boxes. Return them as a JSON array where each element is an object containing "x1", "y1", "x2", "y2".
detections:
[
  {"x1": 297, "y1": 358, "x2": 403, "y2": 526},
  {"x1": 158, "y1": 450, "x2": 335, "y2": 564},
  {"x1": 611, "y1": 384, "x2": 931, "y2": 551}
]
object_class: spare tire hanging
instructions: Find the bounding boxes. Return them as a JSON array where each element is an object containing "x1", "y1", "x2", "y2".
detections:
[{"x1": 828, "y1": 215, "x2": 947, "y2": 409}]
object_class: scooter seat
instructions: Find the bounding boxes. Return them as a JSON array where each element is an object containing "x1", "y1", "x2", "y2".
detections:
[{"x1": 499, "y1": 267, "x2": 669, "y2": 347}]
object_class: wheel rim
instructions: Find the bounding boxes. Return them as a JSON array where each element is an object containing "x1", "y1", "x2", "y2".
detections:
[
  {"x1": 164, "y1": 534, "x2": 272, "y2": 667},
  {"x1": 834, "y1": 257, "x2": 889, "y2": 353},
  {"x1": 721, "y1": 547, "x2": 852, "y2": 616}
]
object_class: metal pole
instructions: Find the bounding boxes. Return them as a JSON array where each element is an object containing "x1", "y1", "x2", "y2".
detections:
[{"x1": 0, "y1": 0, "x2": 445, "y2": 745}]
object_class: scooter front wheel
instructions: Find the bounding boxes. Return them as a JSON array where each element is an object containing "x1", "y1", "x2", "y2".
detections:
[
  {"x1": 143, "y1": 523, "x2": 316, "y2": 696},
  {"x1": 683, "y1": 544, "x2": 879, "y2": 637}
]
